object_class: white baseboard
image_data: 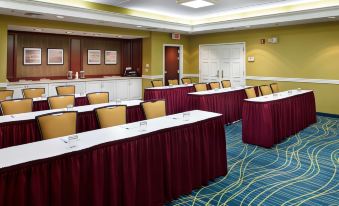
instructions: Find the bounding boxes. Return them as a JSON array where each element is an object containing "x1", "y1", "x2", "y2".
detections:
[{"x1": 246, "y1": 76, "x2": 339, "y2": 85}]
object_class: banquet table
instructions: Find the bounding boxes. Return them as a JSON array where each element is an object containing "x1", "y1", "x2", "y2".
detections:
[
  {"x1": 32, "y1": 94, "x2": 89, "y2": 111},
  {"x1": 188, "y1": 86, "x2": 252, "y2": 124},
  {"x1": 144, "y1": 84, "x2": 195, "y2": 114},
  {"x1": 242, "y1": 90, "x2": 316, "y2": 148},
  {"x1": 0, "y1": 110, "x2": 227, "y2": 206},
  {"x1": 0, "y1": 100, "x2": 144, "y2": 149}
]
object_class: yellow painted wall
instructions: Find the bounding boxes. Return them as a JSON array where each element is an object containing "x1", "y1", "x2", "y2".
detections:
[
  {"x1": 0, "y1": 21, "x2": 7, "y2": 82},
  {"x1": 189, "y1": 22, "x2": 339, "y2": 114}
]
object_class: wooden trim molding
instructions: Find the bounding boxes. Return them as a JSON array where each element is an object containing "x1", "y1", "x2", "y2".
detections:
[{"x1": 246, "y1": 76, "x2": 339, "y2": 85}]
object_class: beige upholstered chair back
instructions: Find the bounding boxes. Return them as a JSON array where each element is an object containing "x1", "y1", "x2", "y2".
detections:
[
  {"x1": 0, "y1": 98, "x2": 33, "y2": 115},
  {"x1": 221, "y1": 80, "x2": 231, "y2": 88},
  {"x1": 260, "y1": 85, "x2": 273, "y2": 96},
  {"x1": 209, "y1": 82, "x2": 220, "y2": 89},
  {"x1": 48, "y1": 95, "x2": 75, "y2": 109},
  {"x1": 36, "y1": 111, "x2": 77, "y2": 140},
  {"x1": 95, "y1": 105, "x2": 127, "y2": 128},
  {"x1": 270, "y1": 83, "x2": 279, "y2": 93},
  {"x1": 56, "y1": 85, "x2": 75, "y2": 95},
  {"x1": 168, "y1": 79, "x2": 179, "y2": 85},
  {"x1": 151, "y1": 80, "x2": 163, "y2": 87},
  {"x1": 141, "y1": 100, "x2": 166, "y2": 120},
  {"x1": 194, "y1": 83, "x2": 208, "y2": 92},
  {"x1": 22, "y1": 88, "x2": 45, "y2": 98},
  {"x1": 87, "y1": 92, "x2": 109, "y2": 105},
  {"x1": 245, "y1": 87, "x2": 257, "y2": 99},
  {"x1": 0, "y1": 90, "x2": 14, "y2": 101},
  {"x1": 181, "y1": 78, "x2": 192, "y2": 84}
]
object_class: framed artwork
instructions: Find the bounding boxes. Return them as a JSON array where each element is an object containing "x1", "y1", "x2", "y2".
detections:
[
  {"x1": 23, "y1": 48, "x2": 42, "y2": 65},
  {"x1": 105, "y1": 50, "x2": 117, "y2": 65},
  {"x1": 87, "y1": 49, "x2": 101, "y2": 65},
  {"x1": 47, "y1": 49, "x2": 64, "y2": 65}
]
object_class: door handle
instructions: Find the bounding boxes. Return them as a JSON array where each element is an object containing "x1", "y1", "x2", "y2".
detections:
[
  {"x1": 222, "y1": 70, "x2": 224, "y2": 78},
  {"x1": 217, "y1": 70, "x2": 219, "y2": 77}
]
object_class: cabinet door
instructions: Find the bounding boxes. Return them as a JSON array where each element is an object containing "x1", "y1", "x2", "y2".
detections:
[
  {"x1": 129, "y1": 79, "x2": 142, "y2": 100},
  {"x1": 115, "y1": 80, "x2": 129, "y2": 101},
  {"x1": 85, "y1": 81, "x2": 102, "y2": 94},
  {"x1": 101, "y1": 80, "x2": 115, "y2": 101},
  {"x1": 67, "y1": 82, "x2": 86, "y2": 94}
]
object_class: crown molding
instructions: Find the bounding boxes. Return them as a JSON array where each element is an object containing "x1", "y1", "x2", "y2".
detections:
[{"x1": 246, "y1": 76, "x2": 339, "y2": 85}]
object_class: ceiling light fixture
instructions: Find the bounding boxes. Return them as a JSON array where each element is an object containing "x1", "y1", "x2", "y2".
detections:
[
  {"x1": 328, "y1": 16, "x2": 336, "y2": 19},
  {"x1": 136, "y1": 25, "x2": 143, "y2": 28},
  {"x1": 177, "y1": 0, "x2": 215, "y2": 8},
  {"x1": 56, "y1": 15, "x2": 64, "y2": 19},
  {"x1": 33, "y1": 28, "x2": 42, "y2": 32},
  {"x1": 65, "y1": 31, "x2": 73, "y2": 34}
]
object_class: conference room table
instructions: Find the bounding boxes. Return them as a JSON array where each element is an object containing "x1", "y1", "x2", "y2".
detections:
[
  {"x1": 144, "y1": 84, "x2": 195, "y2": 114},
  {"x1": 32, "y1": 94, "x2": 88, "y2": 111},
  {"x1": 188, "y1": 86, "x2": 252, "y2": 124},
  {"x1": 0, "y1": 110, "x2": 227, "y2": 206},
  {"x1": 0, "y1": 100, "x2": 144, "y2": 149},
  {"x1": 242, "y1": 90, "x2": 316, "y2": 148}
]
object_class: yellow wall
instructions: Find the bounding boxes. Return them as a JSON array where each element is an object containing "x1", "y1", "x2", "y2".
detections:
[
  {"x1": 189, "y1": 22, "x2": 339, "y2": 114},
  {"x1": 0, "y1": 21, "x2": 7, "y2": 82}
]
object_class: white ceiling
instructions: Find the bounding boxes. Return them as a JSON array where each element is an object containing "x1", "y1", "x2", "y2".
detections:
[{"x1": 84, "y1": 0, "x2": 307, "y2": 19}]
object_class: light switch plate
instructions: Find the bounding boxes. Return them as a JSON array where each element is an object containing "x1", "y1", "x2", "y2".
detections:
[{"x1": 248, "y1": 56, "x2": 255, "y2": 62}]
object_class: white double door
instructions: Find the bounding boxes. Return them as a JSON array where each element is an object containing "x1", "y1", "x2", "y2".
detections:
[{"x1": 199, "y1": 43, "x2": 245, "y2": 87}]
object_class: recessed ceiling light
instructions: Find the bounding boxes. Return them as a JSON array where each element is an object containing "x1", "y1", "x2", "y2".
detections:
[
  {"x1": 56, "y1": 15, "x2": 64, "y2": 19},
  {"x1": 117, "y1": 36, "x2": 122, "y2": 38},
  {"x1": 65, "y1": 31, "x2": 73, "y2": 34},
  {"x1": 178, "y1": 0, "x2": 214, "y2": 8},
  {"x1": 33, "y1": 28, "x2": 42, "y2": 32},
  {"x1": 328, "y1": 16, "x2": 336, "y2": 19},
  {"x1": 136, "y1": 25, "x2": 143, "y2": 28}
]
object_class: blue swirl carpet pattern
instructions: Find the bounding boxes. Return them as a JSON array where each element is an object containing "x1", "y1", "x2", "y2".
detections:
[{"x1": 168, "y1": 116, "x2": 339, "y2": 206}]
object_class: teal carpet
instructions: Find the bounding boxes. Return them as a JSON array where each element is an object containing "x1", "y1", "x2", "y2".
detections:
[{"x1": 168, "y1": 116, "x2": 339, "y2": 206}]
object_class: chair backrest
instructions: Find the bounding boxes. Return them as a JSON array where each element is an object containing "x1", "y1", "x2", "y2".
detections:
[
  {"x1": 209, "y1": 82, "x2": 220, "y2": 89},
  {"x1": 168, "y1": 79, "x2": 179, "y2": 85},
  {"x1": 270, "y1": 83, "x2": 279, "y2": 93},
  {"x1": 245, "y1": 87, "x2": 257, "y2": 99},
  {"x1": 22, "y1": 88, "x2": 45, "y2": 98},
  {"x1": 56, "y1": 85, "x2": 75, "y2": 95},
  {"x1": 36, "y1": 111, "x2": 77, "y2": 140},
  {"x1": 181, "y1": 78, "x2": 192, "y2": 84},
  {"x1": 141, "y1": 100, "x2": 166, "y2": 120},
  {"x1": 87, "y1": 92, "x2": 109, "y2": 105},
  {"x1": 151, "y1": 80, "x2": 163, "y2": 87},
  {"x1": 48, "y1": 95, "x2": 75, "y2": 109},
  {"x1": 221, "y1": 80, "x2": 231, "y2": 88},
  {"x1": 0, "y1": 90, "x2": 14, "y2": 101},
  {"x1": 0, "y1": 98, "x2": 33, "y2": 115},
  {"x1": 259, "y1": 85, "x2": 273, "y2": 96},
  {"x1": 194, "y1": 83, "x2": 208, "y2": 92},
  {"x1": 95, "y1": 105, "x2": 127, "y2": 128}
]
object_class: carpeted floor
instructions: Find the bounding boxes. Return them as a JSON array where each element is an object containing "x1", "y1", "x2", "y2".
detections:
[{"x1": 168, "y1": 116, "x2": 339, "y2": 206}]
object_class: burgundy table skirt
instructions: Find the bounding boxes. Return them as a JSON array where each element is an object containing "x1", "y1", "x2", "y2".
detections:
[
  {"x1": 188, "y1": 89, "x2": 247, "y2": 124},
  {"x1": 33, "y1": 97, "x2": 89, "y2": 111},
  {"x1": 0, "y1": 116, "x2": 227, "y2": 206},
  {"x1": 144, "y1": 86, "x2": 195, "y2": 115},
  {"x1": 242, "y1": 91, "x2": 317, "y2": 148},
  {"x1": 0, "y1": 106, "x2": 144, "y2": 149}
]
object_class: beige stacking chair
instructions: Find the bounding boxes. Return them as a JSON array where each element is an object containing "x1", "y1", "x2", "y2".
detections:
[
  {"x1": 209, "y1": 82, "x2": 220, "y2": 89},
  {"x1": 0, "y1": 98, "x2": 33, "y2": 115},
  {"x1": 56, "y1": 85, "x2": 75, "y2": 95},
  {"x1": 151, "y1": 80, "x2": 163, "y2": 87},
  {"x1": 221, "y1": 80, "x2": 231, "y2": 88},
  {"x1": 245, "y1": 87, "x2": 257, "y2": 99},
  {"x1": 22, "y1": 88, "x2": 45, "y2": 98},
  {"x1": 48, "y1": 95, "x2": 75, "y2": 109},
  {"x1": 36, "y1": 111, "x2": 77, "y2": 140},
  {"x1": 87, "y1": 92, "x2": 109, "y2": 105},
  {"x1": 168, "y1": 79, "x2": 179, "y2": 85},
  {"x1": 0, "y1": 90, "x2": 14, "y2": 101},
  {"x1": 194, "y1": 83, "x2": 208, "y2": 92},
  {"x1": 270, "y1": 83, "x2": 279, "y2": 93},
  {"x1": 259, "y1": 85, "x2": 273, "y2": 96},
  {"x1": 181, "y1": 78, "x2": 192, "y2": 84},
  {"x1": 141, "y1": 100, "x2": 166, "y2": 120},
  {"x1": 95, "y1": 105, "x2": 127, "y2": 128}
]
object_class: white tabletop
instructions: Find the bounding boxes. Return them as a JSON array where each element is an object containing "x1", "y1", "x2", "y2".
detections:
[
  {"x1": 245, "y1": 90, "x2": 312, "y2": 102},
  {"x1": 145, "y1": 84, "x2": 194, "y2": 90},
  {"x1": 32, "y1": 93, "x2": 86, "y2": 102},
  {"x1": 188, "y1": 86, "x2": 250, "y2": 96},
  {"x1": 0, "y1": 99, "x2": 143, "y2": 124},
  {"x1": 0, "y1": 110, "x2": 221, "y2": 169}
]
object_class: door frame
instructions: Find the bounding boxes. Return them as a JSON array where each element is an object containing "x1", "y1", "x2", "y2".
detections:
[
  {"x1": 163, "y1": 44, "x2": 184, "y2": 84},
  {"x1": 199, "y1": 42, "x2": 246, "y2": 84}
]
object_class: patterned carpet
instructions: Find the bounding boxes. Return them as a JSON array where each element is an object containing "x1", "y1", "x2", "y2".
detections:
[{"x1": 168, "y1": 116, "x2": 339, "y2": 206}]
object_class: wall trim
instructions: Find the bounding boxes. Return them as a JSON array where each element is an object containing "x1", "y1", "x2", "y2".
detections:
[
  {"x1": 0, "y1": 82, "x2": 8, "y2": 87},
  {"x1": 183, "y1": 74, "x2": 199, "y2": 77},
  {"x1": 142, "y1": 75, "x2": 164, "y2": 79},
  {"x1": 246, "y1": 76, "x2": 339, "y2": 85}
]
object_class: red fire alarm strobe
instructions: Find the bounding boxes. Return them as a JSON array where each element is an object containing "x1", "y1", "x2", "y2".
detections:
[{"x1": 172, "y1": 33, "x2": 181, "y2": 40}]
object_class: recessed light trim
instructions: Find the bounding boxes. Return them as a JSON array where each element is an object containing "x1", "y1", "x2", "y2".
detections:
[
  {"x1": 179, "y1": 0, "x2": 214, "y2": 8},
  {"x1": 56, "y1": 15, "x2": 64, "y2": 19},
  {"x1": 328, "y1": 16, "x2": 336, "y2": 19},
  {"x1": 136, "y1": 25, "x2": 143, "y2": 28},
  {"x1": 65, "y1": 31, "x2": 73, "y2": 34},
  {"x1": 33, "y1": 28, "x2": 42, "y2": 32}
]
